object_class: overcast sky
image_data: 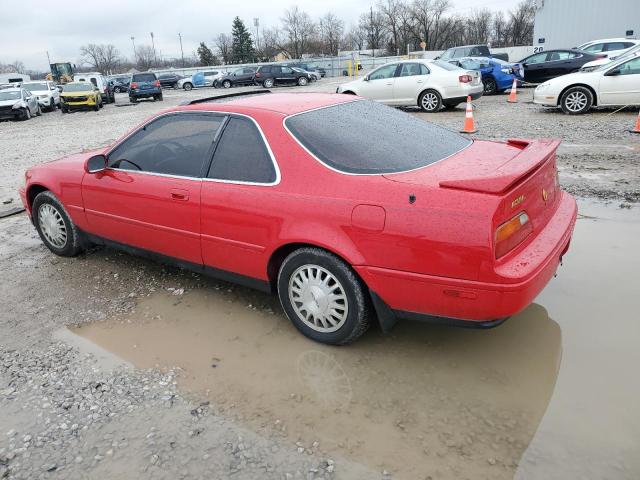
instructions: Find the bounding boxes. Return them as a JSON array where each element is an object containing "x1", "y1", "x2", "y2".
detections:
[{"x1": 0, "y1": 0, "x2": 520, "y2": 71}]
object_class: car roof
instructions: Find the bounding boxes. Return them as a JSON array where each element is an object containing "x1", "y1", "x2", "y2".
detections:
[
  {"x1": 178, "y1": 92, "x2": 358, "y2": 116},
  {"x1": 581, "y1": 38, "x2": 638, "y2": 44}
]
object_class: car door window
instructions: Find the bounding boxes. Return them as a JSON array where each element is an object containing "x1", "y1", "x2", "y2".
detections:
[
  {"x1": 604, "y1": 42, "x2": 627, "y2": 51},
  {"x1": 108, "y1": 114, "x2": 225, "y2": 178},
  {"x1": 270, "y1": 66, "x2": 280, "y2": 74},
  {"x1": 525, "y1": 52, "x2": 548, "y2": 64},
  {"x1": 208, "y1": 117, "x2": 276, "y2": 184},
  {"x1": 615, "y1": 57, "x2": 640, "y2": 75},
  {"x1": 547, "y1": 51, "x2": 571, "y2": 61},
  {"x1": 420, "y1": 64, "x2": 430, "y2": 75},
  {"x1": 281, "y1": 67, "x2": 293, "y2": 75},
  {"x1": 399, "y1": 63, "x2": 423, "y2": 77},
  {"x1": 369, "y1": 64, "x2": 398, "y2": 80},
  {"x1": 584, "y1": 43, "x2": 605, "y2": 53}
]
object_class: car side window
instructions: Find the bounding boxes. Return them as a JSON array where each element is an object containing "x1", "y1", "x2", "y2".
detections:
[
  {"x1": 260, "y1": 66, "x2": 272, "y2": 73},
  {"x1": 369, "y1": 64, "x2": 398, "y2": 80},
  {"x1": 548, "y1": 51, "x2": 571, "y2": 61},
  {"x1": 208, "y1": 117, "x2": 276, "y2": 184},
  {"x1": 281, "y1": 67, "x2": 293, "y2": 74},
  {"x1": 420, "y1": 64, "x2": 430, "y2": 75},
  {"x1": 616, "y1": 57, "x2": 640, "y2": 75},
  {"x1": 271, "y1": 66, "x2": 281, "y2": 74},
  {"x1": 584, "y1": 43, "x2": 605, "y2": 53},
  {"x1": 108, "y1": 114, "x2": 225, "y2": 178},
  {"x1": 399, "y1": 63, "x2": 423, "y2": 77},
  {"x1": 525, "y1": 52, "x2": 548, "y2": 64}
]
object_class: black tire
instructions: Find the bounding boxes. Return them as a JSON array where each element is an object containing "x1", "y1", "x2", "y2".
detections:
[
  {"x1": 49, "y1": 99, "x2": 55, "y2": 112},
  {"x1": 297, "y1": 76, "x2": 308, "y2": 86},
  {"x1": 94, "y1": 102, "x2": 100, "y2": 111},
  {"x1": 560, "y1": 86, "x2": 593, "y2": 115},
  {"x1": 183, "y1": 82, "x2": 193, "y2": 91},
  {"x1": 222, "y1": 80, "x2": 232, "y2": 89},
  {"x1": 483, "y1": 76, "x2": 498, "y2": 95},
  {"x1": 61, "y1": 105, "x2": 68, "y2": 113},
  {"x1": 32, "y1": 191, "x2": 82, "y2": 257},
  {"x1": 418, "y1": 89, "x2": 442, "y2": 113},
  {"x1": 263, "y1": 78, "x2": 274, "y2": 88},
  {"x1": 277, "y1": 247, "x2": 372, "y2": 345},
  {"x1": 20, "y1": 108, "x2": 31, "y2": 121},
  {"x1": 114, "y1": 86, "x2": 122, "y2": 93},
  {"x1": 156, "y1": 93, "x2": 163, "y2": 101},
  {"x1": 130, "y1": 96, "x2": 137, "y2": 103}
]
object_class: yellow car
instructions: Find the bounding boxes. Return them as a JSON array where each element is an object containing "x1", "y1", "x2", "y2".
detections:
[{"x1": 60, "y1": 82, "x2": 102, "y2": 113}]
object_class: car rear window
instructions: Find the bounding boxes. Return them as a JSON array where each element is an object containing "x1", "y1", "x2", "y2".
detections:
[
  {"x1": 432, "y1": 60, "x2": 460, "y2": 71},
  {"x1": 285, "y1": 100, "x2": 471, "y2": 174},
  {"x1": 133, "y1": 73, "x2": 156, "y2": 82}
]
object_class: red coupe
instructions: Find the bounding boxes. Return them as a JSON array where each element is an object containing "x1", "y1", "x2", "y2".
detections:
[{"x1": 19, "y1": 92, "x2": 577, "y2": 345}]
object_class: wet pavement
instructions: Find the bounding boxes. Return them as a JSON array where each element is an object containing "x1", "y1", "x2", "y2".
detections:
[{"x1": 66, "y1": 200, "x2": 640, "y2": 479}]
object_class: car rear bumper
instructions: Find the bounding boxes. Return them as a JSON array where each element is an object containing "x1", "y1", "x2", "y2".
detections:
[
  {"x1": 130, "y1": 88, "x2": 161, "y2": 98},
  {"x1": 443, "y1": 89, "x2": 483, "y2": 105},
  {"x1": 357, "y1": 191, "x2": 577, "y2": 326}
]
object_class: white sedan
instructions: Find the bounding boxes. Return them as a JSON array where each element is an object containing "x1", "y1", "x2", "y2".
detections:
[
  {"x1": 534, "y1": 53, "x2": 640, "y2": 114},
  {"x1": 336, "y1": 59, "x2": 483, "y2": 112}
]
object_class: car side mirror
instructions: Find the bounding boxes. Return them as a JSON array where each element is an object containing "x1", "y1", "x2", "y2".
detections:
[
  {"x1": 86, "y1": 155, "x2": 107, "y2": 174},
  {"x1": 363, "y1": 75, "x2": 369, "y2": 81},
  {"x1": 605, "y1": 68, "x2": 621, "y2": 76}
]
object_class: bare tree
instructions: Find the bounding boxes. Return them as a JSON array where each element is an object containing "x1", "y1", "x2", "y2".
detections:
[
  {"x1": 135, "y1": 45, "x2": 155, "y2": 71},
  {"x1": 281, "y1": 6, "x2": 316, "y2": 59},
  {"x1": 319, "y1": 13, "x2": 344, "y2": 56},
  {"x1": 465, "y1": 9, "x2": 493, "y2": 45},
  {"x1": 359, "y1": 8, "x2": 387, "y2": 52},
  {"x1": 411, "y1": 0, "x2": 451, "y2": 50},
  {"x1": 79, "y1": 44, "x2": 121, "y2": 74},
  {"x1": 259, "y1": 27, "x2": 286, "y2": 61},
  {"x1": 215, "y1": 33, "x2": 233, "y2": 64},
  {"x1": 491, "y1": 11, "x2": 508, "y2": 47},
  {"x1": 0, "y1": 60, "x2": 26, "y2": 73},
  {"x1": 508, "y1": 0, "x2": 537, "y2": 46},
  {"x1": 344, "y1": 25, "x2": 368, "y2": 51}
]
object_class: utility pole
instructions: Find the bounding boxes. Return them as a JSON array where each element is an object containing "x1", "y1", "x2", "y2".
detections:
[
  {"x1": 150, "y1": 32, "x2": 156, "y2": 68},
  {"x1": 253, "y1": 18, "x2": 260, "y2": 52},
  {"x1": 178, "y1": 32, "x2": 185, "y2": 68},
  {"x1": 46, "y1": 50, "x2": 51, "y2": 66},
  {"x1": 131, "y1": 36, "x2": 136, "y2": 62}
]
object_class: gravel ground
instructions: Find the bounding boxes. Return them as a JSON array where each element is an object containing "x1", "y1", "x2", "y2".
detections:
[{"x1": 1, "y1": 79, "x2": 639, "y2": 479}]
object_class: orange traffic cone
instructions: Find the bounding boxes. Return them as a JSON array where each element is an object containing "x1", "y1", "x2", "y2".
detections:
[
  {"x1": 507, "y1": 78, "x2": 518, "y2": 103},
  {"x1": 460, "y1": 96, "x2": 477, "y2": 134},
  {"x1": 631, "y1": 109, "x2": 640, "y2": 134}
]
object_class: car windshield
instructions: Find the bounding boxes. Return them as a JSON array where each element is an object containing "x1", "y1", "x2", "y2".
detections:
[
  {"x1": 63, "y1": 83, "x2": 92, "y2": 92},
  {"x1": 0, "y1": 91, "x2": 21, "y2": 101},
  {"x1": 285, "y1": 100, "x2": 471, "y2": 174},
  {"x1": 23, "y1": 83, "x2": 49, "y2": 91},
  {"x1": 593, "y1": 53, "x2": 640, "y2": 72},
  {"x1": 432, "y1": 60, "x2": 460, "y2": 71}
]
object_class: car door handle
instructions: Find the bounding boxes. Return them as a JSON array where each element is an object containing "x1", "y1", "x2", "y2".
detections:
[
  {"x1": 416, "y1": 80, "x2": 424, "y2": 83},
  {"x1": 170, "y1": 189, "x2": 189, "y2": 201},
  {"x1": 386, "y1": 82, "x2": 393, "y2": 85}
]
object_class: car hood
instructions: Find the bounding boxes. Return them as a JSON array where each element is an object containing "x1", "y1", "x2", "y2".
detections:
[
  {"x1": 26, "y1": 89, "x2": 50, "y2": 95},
  {"x1": 0, "y1": 99, "x2": 22, "y2": 107},
  {"x1": 44, "y1": 148, "x2": 104, "y2": 168},
  {"x1": 339, "y1": 78, "x2": 364, "y2": 90},
  {"x1": 61, "y1": 91, "x2": 93, "y2": 97}
]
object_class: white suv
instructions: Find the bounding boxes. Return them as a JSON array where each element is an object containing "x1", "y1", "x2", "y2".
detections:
[
  {"x1": 74, "y1": 72, "x2": 114, "y2": 103},
  {"x1": 337, "y1": 60, "x2": 483, "y2": 112},
  {"x1": 577, "y1": 38, "x2": 640, "y2": 60},
  {"x1": 21, "y1": 81, "x2": 60, "y2": 111}
]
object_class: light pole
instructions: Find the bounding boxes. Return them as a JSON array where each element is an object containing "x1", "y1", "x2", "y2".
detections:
[
  {"x1": 178, "y1": 32, "x2": 185, "y2": 68},
  {"x1": 150, "y1": 32, "x2": 156, "y2": 68},
  {"x1": 131, "y1": 36, "x2": 136, "y2": 62},
  {"x1": 253, "y1": 18, "x2": 260, "y2": 52}
]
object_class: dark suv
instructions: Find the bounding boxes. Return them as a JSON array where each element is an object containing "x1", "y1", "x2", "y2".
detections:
[
  {"x1": 253, "y1": 65, "x2": 311, "y2": 88},
  {"x1": 157, "y1": 73, "x2": 183, "y2": 88},
  {"x1": 215, "y1": 67, "x2": 257, "y2": 88},
  {"x1": 285, "y1": 63, "x2": 326, "y2": 77},
  {"x1": 129, "y1": 72, "x2": 163, "y2": 102}
]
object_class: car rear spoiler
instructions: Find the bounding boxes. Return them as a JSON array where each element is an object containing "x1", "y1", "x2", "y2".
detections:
[
  {"x1": 439, "y1": 139, "x2": 561, "y2": 194},
  {"x1": 181, "y1": 90, "x2": 271, "y2": 105}
]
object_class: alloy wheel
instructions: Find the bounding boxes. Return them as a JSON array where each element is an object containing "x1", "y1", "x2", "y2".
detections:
[
  {"x1": 564, "y1": 91, "x2": 588, "y2": 112},
  {"x1": 421, "y1": 92, "x2": 439, "y2": 111},
  {"x1": 288, "y1": 264, "x2": 349, "y2": 333}
]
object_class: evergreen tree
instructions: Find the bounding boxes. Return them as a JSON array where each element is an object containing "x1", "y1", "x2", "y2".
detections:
[
  {"x1": 197, "y1": 42, "x2": 216, "y2": 66},
  {"x1": 231, "y1": 17, "x2": 255, "y2": 64}
]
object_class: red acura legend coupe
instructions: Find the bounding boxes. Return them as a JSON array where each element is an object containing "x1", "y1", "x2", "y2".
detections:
[{"x1": 19, "y1": 92, "x2": 577, "y2": 344}]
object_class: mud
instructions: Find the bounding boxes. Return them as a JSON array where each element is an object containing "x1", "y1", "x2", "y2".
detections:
[{"x1": 67, "y1": 201, "x2": 640, "y2": 479}]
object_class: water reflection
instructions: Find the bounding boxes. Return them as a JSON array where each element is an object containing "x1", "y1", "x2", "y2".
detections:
[{"x1": 71, "y1": 289, "x2": 561, "y2": 479}]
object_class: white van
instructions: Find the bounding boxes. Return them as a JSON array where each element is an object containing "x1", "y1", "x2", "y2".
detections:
[{"x1": 73, "y1": 72, "x2": 113, "y2": 103}]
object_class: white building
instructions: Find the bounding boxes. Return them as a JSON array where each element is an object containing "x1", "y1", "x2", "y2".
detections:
[
  {"x1": 533, "y1": 0, "x2": 639, "y2": 50},
  {"x1": 0, "y1": 72, "x2": 30, "y2": 84}
]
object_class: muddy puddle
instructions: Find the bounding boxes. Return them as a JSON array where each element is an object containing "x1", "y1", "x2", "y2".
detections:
[{"x1": 68, "y1": 200, "x2": 640, "y2": 479}]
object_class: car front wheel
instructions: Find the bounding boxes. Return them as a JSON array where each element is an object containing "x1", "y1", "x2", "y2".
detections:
[
  {"x1": 183, "y1": 82, "x2": 193, "y2": 91},
  {"x1": 418, "y1": 89, "x2": 442, "y2": 113},
  {"x1": 560, "y1": 86, "x2": 593, "y2": 114},
  {"x1": 32, "y1": 191, "x2": 82, "y2": 257},
  {"x1": 483, "y1": 76, "x2": 498, "y2": 95},
  {"x1": 277, "y1": 247, "x2": 371, "y2": 345},
  {"x1": 297, "y1": 76, "x2": 308, "y2": 86},
  {"x1": 263, "y1": 78, "x2": 274, "y2": 88},
  {"x1": 222, "y1": 80, "x2": 232, "y2": 89}
]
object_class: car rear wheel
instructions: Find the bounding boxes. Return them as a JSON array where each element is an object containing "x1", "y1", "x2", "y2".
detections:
[
  {"x1": 418, "y1": 89, "x2": 442, "y2": 113},
  {"x1": 560, "y1": 86, "x2": 593, "y2": 114},
  {"x1": 263, "y1": 78, "x2": 274, "y2": 88},
  {"x1": 277, "y1": 248, "x2": 371, "y2": 345},
  {"x1": 33, "y1": 191, "x2": 82, "y2": 257},
  {"x1": 297, "y1": 77, "x2": 308, "y2": 86},
  {"x1": 183, "y1": 82, "x2": 193, "y2": 91},
  {"x1": 222, "y1": 80, "x2": 232, "y2": 89},
  {"x1": 483, "y1": 76, "x2": 498, "y2": 95}
]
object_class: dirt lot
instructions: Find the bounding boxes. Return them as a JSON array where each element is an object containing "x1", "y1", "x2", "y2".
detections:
[{"x1": 1, "y1": 80, "x2": 639, "y2": 480}]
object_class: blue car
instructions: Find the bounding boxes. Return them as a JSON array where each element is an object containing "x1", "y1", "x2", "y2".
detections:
[
  {"x1": 451, "y1": 57, "x2": 524, "y2": 95},
  {"x1": 129, "y1": 72, "x2": 163, "y2": 103}
]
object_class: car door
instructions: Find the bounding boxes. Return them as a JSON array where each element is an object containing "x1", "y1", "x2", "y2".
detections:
[
  {"x1": 241, "y1": 68, "x2": 256, "y2": 84},
  {"x1": 359, "y1": 63, "x2": 399, "y2": 103},
  {"x1": 599, "y1": 56, "x2": 640, "y2": 105},
  {"x1": 393, "y1": 63, "x2": 428, "y2": 104},
  {"x1": 545, "y1": 50, "x2": 576, "y2": 77},
  {"x1": 200, "y1": 115, "x2": 279, "y2": 281},
  {"x1": 81, "y1": 112, "x2": 226, "y2": 264},
  {"x1": 521, "y1": 52, "x2": 552, "y2": 83},
  {"x1": 278, "y1": 66, "x2": 296, "y2": 84}
]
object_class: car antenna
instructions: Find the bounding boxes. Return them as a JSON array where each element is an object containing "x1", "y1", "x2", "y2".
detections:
[{"x1": 181, "y1": 90, "x2": 272, "y2": 106}]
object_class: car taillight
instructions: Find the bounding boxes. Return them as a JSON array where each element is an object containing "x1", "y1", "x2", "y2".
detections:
[
  {"x1": 154, "y1": 80, "x2": 160, "y2": 87},
  {"x1": 459, "y1": 75, "x2": 473, "y2": 83},
  {"x1": 130, "y1": 82, "x2": 138, "y2": 89},
  {"x1": 495, "y1": 212, "x2": 532, "y2": 258}
]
